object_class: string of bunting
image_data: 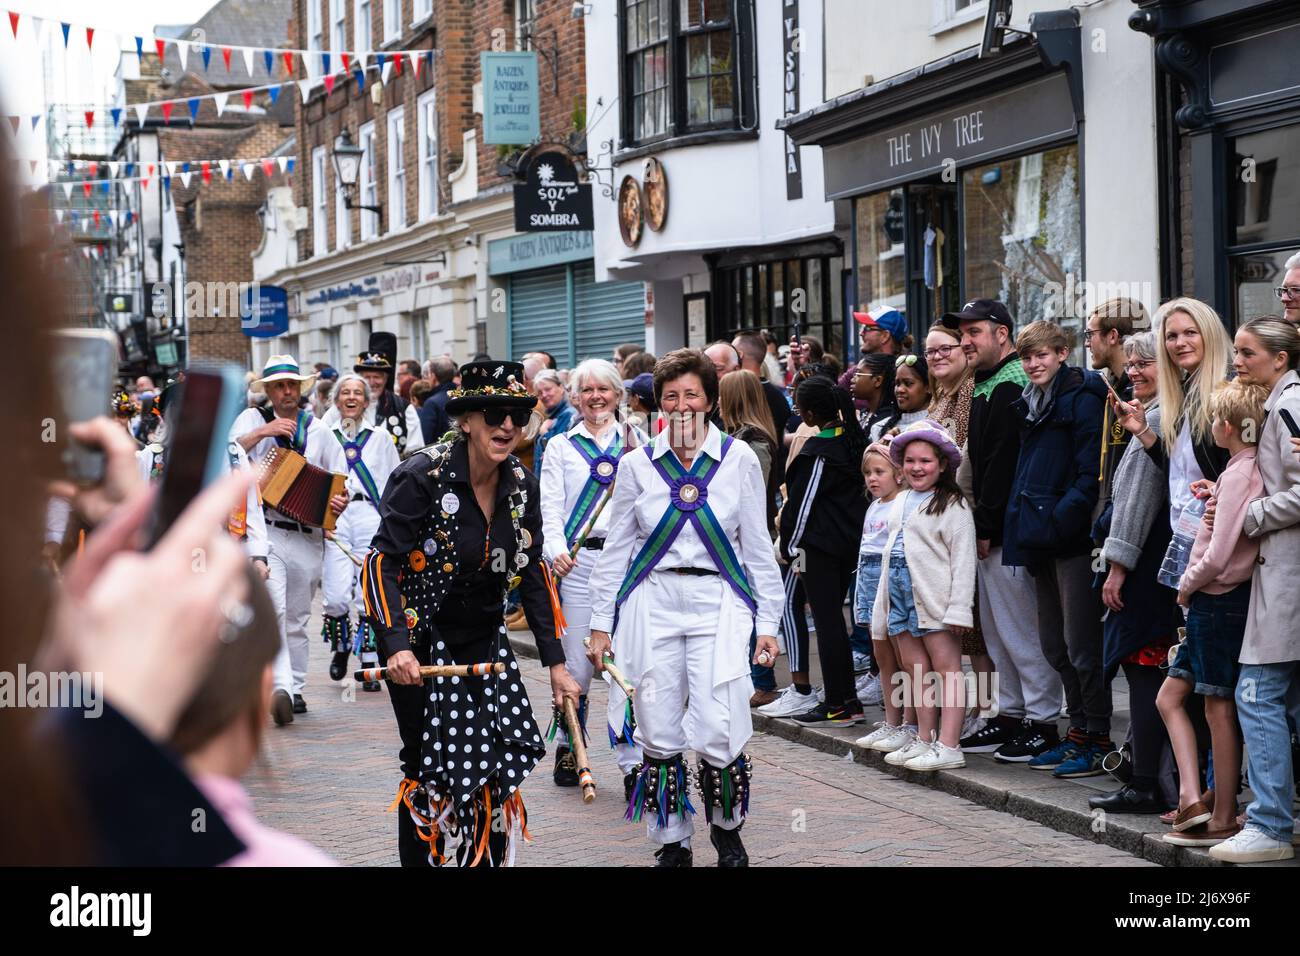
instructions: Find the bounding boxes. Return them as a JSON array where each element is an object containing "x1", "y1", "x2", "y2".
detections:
[{"x1": 38, "y1": 156, "x2": 296, "y2": 199}]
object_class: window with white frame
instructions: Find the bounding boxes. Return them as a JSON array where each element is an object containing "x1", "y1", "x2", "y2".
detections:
[
  {"x1": 308, "y1": 0, "x2": 323, "y2": 56},
  {"x1": 413, "y1": 0, "x2": 432, "y2": 24},
  {"x1": 383, "y1": 0, "x2": 400, "y2": 42},
  {"x1": 417, "y1": 89, "x2": 438, "y2": 220},
  {"x1": 312, "y1": 146, "x2": 328, "y2": 254},
  {"x1": 359, "y1": 122, "x2": 378, "y2": 239},
  {"x1": 330, "y1": 0, "x2": 346, "y2": 50},
  {"x1": 335, "y1": 170, "x2": 351, "y2": 249},
  {"x1": 514, "y1": 0, "x2": 536, "y2": 50},
  {"x1": 932, "y1": 0, "x2": 986, "y2": 32},
  {"x1": 355, "y1": 0, "x2": 372, "y2": 52},
  {"x1": 387, "y1": 107, "x2": 406, "y2": 232}
]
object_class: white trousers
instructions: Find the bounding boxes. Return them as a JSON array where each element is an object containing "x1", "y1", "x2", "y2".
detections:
[
  {"x1": 266, "y1": 524, "x2": 324, "y2": 696},
  {"x1": 321, "y1": 501, "x2": 381, "y2": 665},
  {"x1": 616, "y1": 570, "x2": 753, "y2": 844},
  {"x1": 977, "y1": 548, "x2": 1061, "y2": 724},
  {"x1": 558, "y1": 552, "x2": 641, "y2": 774}
]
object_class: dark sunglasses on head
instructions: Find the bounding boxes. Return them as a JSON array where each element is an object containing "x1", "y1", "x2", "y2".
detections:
[{"x1": 482, "y1": 407, "x2": 531, "y2": 428}]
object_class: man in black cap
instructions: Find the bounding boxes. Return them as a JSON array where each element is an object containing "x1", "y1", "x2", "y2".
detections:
[{"x1": 941, "y1": 299, "x2": 1062, "y2": 764}]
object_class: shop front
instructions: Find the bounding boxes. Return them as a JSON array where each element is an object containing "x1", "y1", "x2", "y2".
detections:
[{"x1": 782, "y1": 28, "x2": 1088, "y2": 361}]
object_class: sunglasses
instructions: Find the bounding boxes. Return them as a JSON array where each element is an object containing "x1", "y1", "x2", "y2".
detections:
[
  {"x1": 895, "y1": 354, "x2": 920, "y2": 369},
  {"x1": 482, "y1": 408, "x2": 531, "y2": 428}
]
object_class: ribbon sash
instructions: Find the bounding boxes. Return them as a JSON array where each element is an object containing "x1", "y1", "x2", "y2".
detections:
[
  {"x1": 615, "y1": 436, "x2": 756, "y2": 613},
  {"x1": 335, "y1": 427, "x2": 381, "y2": 503},
  {"x1": 275, "y1": 409, "x2": 313, "y2": 454},
  {"x1": 563, "y1": 431, "x2": 624, "y2": 544}
]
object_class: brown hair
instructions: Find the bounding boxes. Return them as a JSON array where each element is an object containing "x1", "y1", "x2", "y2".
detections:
[
  {"x1": 621, "y1": 350, "x2": 657, "y2": 378},
  {"x1": 719, "y1": 370, "x2": 777, "y2": 448},
  {"x1": 1016, "y1": 320, "x2": 1072, "y2": 357},
  {"x1": 1089, "y1": 297, "x2": 1148, "y2": 338},
  {"x1": 409, "y1": 379, "x2": 432, "y2": 406},
  {"x1": 653, "y1": 348, "x2": 719, "y2": 410},
  {"x1": 169, "y1": 565, "x2": 280, "y2": 756}
]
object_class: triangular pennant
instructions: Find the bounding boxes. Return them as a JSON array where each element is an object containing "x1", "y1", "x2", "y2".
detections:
[
  {"x1": 381, "y1": 60, "x2": 392, "y2": 86},
  {"x1": 8, "y1": 12, "x2": 18, "y2": 39},
  {"x1": 201, "y1": 161, "x2": 210, "y2": 183},
  {"x1": 55, "y1": 209, "x2": 64, "y2": 223},
  {"x1": 127, "y1": 210, "x2": 134, "y2": 224},
  {"x1": 298, "y1": 78, "x2": 312, "y2": 103},
  {"x1": 241, "y1": 88, "x2": 254, "y2": 110},
  {"x1": 147, "y1": 163, "x2": 155, "y2": 177},
  {"x1": 99, "y1": 180, "x2": 110, "y2": 194},
  {"x1": 242, "y1": 46, "x2": 255, "y2": 77},
  {"x1": 89, "y1": 245, "x2": 97, "y2": 258},
  {"x1": 340, "y1": 52, "x2": 350, "y2": 73},
  {"x1": 135, "y1": 36, "x2": 144, "y2": 59},
  {"x1": 82, "y1": 248, "x2": 89, "y2": 260},
  {"x1": 217, "y1": 159, "x2": 229, "y2": 177},
  {"x1": 263, "y1": 49, "x2": 274, "y2": 75},
  {"x1": 356, "y1": 51, "x2": 368, "y2": 73},
  {"x1": 283, "y1": 50, "x2": 294, "y2": 77},
  {"x1": 88, "y1": 162, "x2": 98, "y2": 177},
  {"x1": 392, "y1": 52, "x2": 402, "y2": 76},
  {"x1": 28, "y1": 159, "x2": 36, "y2": 174},
  {"x1": 181, "y1": 162, "x2": 190, "y2": 174},
  {"x1": 165, "y1": 161, "x2": 178, "y2": 176},
  {"x1": 277, "y1": 156, "x2": 289, "y2": 174},
  {"x1": 60, "y1": 22, "x2": 70, "y2": 47},
  {"x1": 268, "y1": 84, "x2": 282, "y2": 105},
  {"x1": 323, "y1": 73, "x2": 335, "y2": 95},
  {"x1": 93, "y1": 210, "x2": 100, "y2": 227},
  {"x1": 82, "y1": 182, "x2": 92, "y2": 197},
  {"x1": 84, "y1": 109, "x2": 94, "y2": 129},
  {"x1": 187, "y1": 97, "x2": 201, "y2": 121},
  {"x1": 133, "y1": 103, "x2": 149, "y2": 126},
  {"x1": 241, "y1": 162, "x2": 255, "y2": 181},
  {"x1": 179, "y1": 171, "x2": 192, "y2": 188},
  {"x1": 376, "y1": 52, "x2": 385, "y2": 72},
  {"x1": 155, "y1": 38, "x2": 166, "y2": 61},
  {"x1": 108, "y1": 210, "x2": 117, "y2": 225},
  {"x1": 354, "y1": 67, "x2": 364, "y2": 94},
  {"x1": 201, "y1": 45, "x2": 211, "y2": 70},
  {"x1": 225, "y1": 165, "x2": 234, "y2": 181},
  {"x1": 82, "y1": 219, "x2": 91, "y2": 233},
  {"x1": 6, "y1": 115, "x2": 17, "y2": 135},
  {"x1": 141, "y1": 177, "x2": 151, "y2": 190},
  {"x1": 213, "y1": 92, "x2": 228, "y2": 116},
  {"x1": 85, "y1": 27, "x2": 94, "y2": 50},
  {"x1": 222, "y1": 46, "x2": 231, "y2": 71},
  {"x1": 424, "y1": 50, "x2": 433, "y2": 72},
  {"x1": 107, "y1": 161, "x2": 120, "y2": 177},
  {"x1": 30, "y1": 114, "x2": 41, "y2": 130},
  {"x1": 175, "y1": 40, "x2": 189, "y2": 71},
  {"x1": 61, "y1": 182, "x2": 72, "y2": 200},
  {"x1": 161, "y1": 176, "x2": 170, "y2": 192},
  {"x1": 285, "y1": 157, "x2": 295, "y2": 174},
  {"x1": 125, "y1": 162, "x2": 135, "y2": 177},
  {"x1": 110, "y1": 107, "x2": 122, "y2": 127},
  {"x1": 320, "y1": 51, "x2": 330, "y2": 75},
  {"x1": 161, "y1": 101, "x2": 174, "y2": 122},
  {"x1": 410, "y1": 52, "x2": 421, "y2": 78},
  {"x1": 261, "y1": 158, "x2": 274, "y2": 177}
]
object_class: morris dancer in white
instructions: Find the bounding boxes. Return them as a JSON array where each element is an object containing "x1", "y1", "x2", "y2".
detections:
[
  {"x1": 231, "y1": 355, "x2": 348, "y2": 725},
  {"x1": 586, "y1": 349, "x2": 782, "y2": 868},
  {"x1": 539, "y1": 359, "x2": 644, "y2": 798},
  {"x1": 321, "y1": 374, "x2": 401, "y2": 689}
]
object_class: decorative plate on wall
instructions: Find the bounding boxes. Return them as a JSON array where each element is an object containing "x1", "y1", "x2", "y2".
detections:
[
  {"x1": 642, "y1": 157, "x2": 668, "y2": 232},
  {"x1": 618, "y1": 175, "x2": 643, "y2": 248}
]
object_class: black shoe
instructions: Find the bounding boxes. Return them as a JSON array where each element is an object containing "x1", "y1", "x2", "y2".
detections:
[
  {"x1": 363, "y1": 680, "x2": 382, "y2": 693},
  {"x1": 624, "y1": 771, "x2": 637, "y2": 802},
  {"x1": 959, "y1": 714, "x2": 1021, "y2": 753},
  {"x1": 710, "y1": 824, "x2": 749, "y2": 867},
  {"x1": 792, "y1": 702, "x2": 864, "y2": 726},
  {"x1": 993, "y1": 720, "x2": 1059, "y2": 763},
  {"x1": 329, "y1": 649, "x2": 350, "y2": 682},
  {"x1": 293, "y1": 694, "x2": 307, "y2": 714},
  {"x1": 553, "y1": 746, "x2": 578, "y2": 787},
  {"x1": 653, "y1": 841, "x2": 693, "y2": 867},
  {"x1": 271, "y1": 689, "x2": 293, "y2": 726},
  {"x1": 1088, "y1": 785, "x2": 1170, "y2": 814}
]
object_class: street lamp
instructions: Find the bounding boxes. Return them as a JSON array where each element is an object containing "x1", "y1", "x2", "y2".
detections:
[{"x1": 333, "y1": 127, "x2": 383, "y2": 225}]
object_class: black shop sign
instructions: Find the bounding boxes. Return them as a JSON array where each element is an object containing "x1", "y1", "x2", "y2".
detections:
[{"x1": 514, "y1": 151, "x2": 594, "y2": 232}]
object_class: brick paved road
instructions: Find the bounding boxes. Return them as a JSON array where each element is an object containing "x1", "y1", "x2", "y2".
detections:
[{"x1": 247, "y1": 616, "x2": 1153, "y2": 867}]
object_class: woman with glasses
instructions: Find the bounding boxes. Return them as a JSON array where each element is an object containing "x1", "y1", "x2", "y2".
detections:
[
  {"x1": 1275, "y1": 251, "x2": 1300, "y2": 326},
  {"x1": 924, "y1": 324, "x2": 974, "y2": 448},
  {"x1": 363, "y1": 360, "x2": 582, "y2": 867}
]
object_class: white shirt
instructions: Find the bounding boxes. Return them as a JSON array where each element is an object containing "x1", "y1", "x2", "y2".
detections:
[
  {"x1": 229, "y1": 406, "x2": 348, "y2": 522},
  {"x1": 539, "y1": 419, "x2": 641, "y2": 563},
  {"x1": 326, "y1": 418, "x2": 401, "y2": 502},
  {"x1": 587, "y1": 422, "x2": 783, "y2": 636},
  {"x1": 859, "y1": 496, "x2": 896, "y2": 557},
  {"x1": 321, "y1": 402, "x2": 424, "y2": 455},
  {"x1": 1168, "y1": 420, "x2": 1205, "y2": 529}
]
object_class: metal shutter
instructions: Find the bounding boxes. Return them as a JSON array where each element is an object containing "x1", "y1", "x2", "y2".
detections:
[
  {"x1": 508, "y1": 267, "x2": 571, "y2": 367},
  {"x1": 572, "y1": 263, "x2": 645, "y2": 363}
]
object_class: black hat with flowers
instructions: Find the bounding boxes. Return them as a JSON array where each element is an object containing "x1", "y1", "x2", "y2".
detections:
[{"x1": 445, "y1": 359, "x2": 535, "y2": 415}]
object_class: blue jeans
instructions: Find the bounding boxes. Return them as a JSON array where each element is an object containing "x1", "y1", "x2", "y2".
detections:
[
  {"x1": 749, "y1": 627, "x2": 775, "y2": 692},
  {"x1": 1235, "y1": 662, "x2": 1300, "y2": 842}
]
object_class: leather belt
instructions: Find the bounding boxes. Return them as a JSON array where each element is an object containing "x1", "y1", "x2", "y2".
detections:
[
  {"x1": 664, "y1": 567, "x2": 717, "y2": 576},
  {"x1": 270, "y1": 520, "x2": 315, "y2": 535},
  {"x1": 581, "y1": 537, "x2": 605, "y2": 551},
  {"x1": 351, "y1": 493, "x2": 369, "y2": 502}
]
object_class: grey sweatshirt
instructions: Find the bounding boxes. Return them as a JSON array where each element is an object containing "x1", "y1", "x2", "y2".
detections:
[{"x1": 1101, "y1": 402, "x2": 1164, "y2": 571}]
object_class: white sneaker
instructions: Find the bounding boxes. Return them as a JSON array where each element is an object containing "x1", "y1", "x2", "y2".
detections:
[
  {"x1": 884, "y1": 733, "x2": 929, "y2": 766},
  {"x1": 756, "y1": 684, "x2": 819, "y2": 718},
  {"x1": 855, "y1": 672, "x2": 884, "y2": 707},
  {"x1": 904, "y1": 740, "x2": 966, "y2": 772},
  {"x1": 851, "y1": 650, "x2": 872, "y2": 674},
  {"x1": 872, "y1": 725, "x2": 916, "y2": 753},
  {"x1": 1208, "y1": 826, "x2": 1296, "y2": 864},
  {"x1": 855, "y1": 721, "x2": 900, "y2": 748}
]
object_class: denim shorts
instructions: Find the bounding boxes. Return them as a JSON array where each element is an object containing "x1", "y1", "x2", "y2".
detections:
[
  {"x1": 886, "y1": 559, "x2": 940, "y2": 638},
  {"x1": 855, "y1": 554, "x2": 882, "y2": 628},
  {"x1": 1169, "y1": 582, "x2": 1251, "y2": 698}
]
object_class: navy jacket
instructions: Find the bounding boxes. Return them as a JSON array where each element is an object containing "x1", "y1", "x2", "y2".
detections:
[
  {"x1": 1003, "y1": 365, "x2": 1107, "y2": 569},
  {"x1": 418, "y1": 381, "x2": 454, "y2": 444}
]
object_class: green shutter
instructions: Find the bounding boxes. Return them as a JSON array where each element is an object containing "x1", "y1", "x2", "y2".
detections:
[
  {"x1": 573, "y1": 262, "x2": 645, "y2": 362},
  {"x1": 508, "y1": 267, "x2": 572, "y2": 367}
]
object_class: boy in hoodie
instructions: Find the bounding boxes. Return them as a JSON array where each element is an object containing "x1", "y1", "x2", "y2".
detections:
[{"x1": 1005, "y1": 321, "x2": 1112, "y2": 778}]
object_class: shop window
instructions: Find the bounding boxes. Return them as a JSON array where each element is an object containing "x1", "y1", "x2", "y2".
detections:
[
  {"x1": 853, "y1": 188, "x2": 907, "y2": 321},
  {"x1": 963, "y1": 144, "x2": 1082, "y2": 356},
  {"x1": 1227, "y1": 125, "x2": 1300, "y2": 326},
  {"x1": 710, "y1": 254, "x2": 844, "y2": 362}
]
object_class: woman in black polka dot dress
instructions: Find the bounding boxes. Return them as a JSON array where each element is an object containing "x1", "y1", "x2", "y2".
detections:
[{"x1": 363, "y1": 360, "x2": 582, "y2": 866}]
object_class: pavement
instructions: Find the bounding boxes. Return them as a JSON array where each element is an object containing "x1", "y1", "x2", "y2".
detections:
[{"x1": 243, "y1": 599, "x2": 1152, "y2": 867}]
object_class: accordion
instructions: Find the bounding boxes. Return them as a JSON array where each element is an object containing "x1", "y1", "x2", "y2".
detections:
[{"x1": 256, "y1": 447, "x2": 347, "y2": 531}]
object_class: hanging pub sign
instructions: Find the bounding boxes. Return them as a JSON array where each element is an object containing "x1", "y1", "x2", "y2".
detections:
[
  {"x1": 481, "y1": 51, "x2": 541, "y2": 145},
  {"x1": 513, "y1": 150, "x2": 594, "y2": 232},
  {"x1": 782, "y1": 0, "x2": 803, "y2": 200}
]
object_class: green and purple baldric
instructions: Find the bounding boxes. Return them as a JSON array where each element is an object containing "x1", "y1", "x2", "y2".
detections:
[
  {"x1": 273, "y1": 409, "x2": 313, "y2": 454},
  {"x1": 563, "y1": 430, "x2": 625, "y2": 546},
  {"x1": 334, "y1": 427, "x2": 382, "y2": 503},
  {"x1": 615, "y1": 435, "x2": 757, "y2": 614}
]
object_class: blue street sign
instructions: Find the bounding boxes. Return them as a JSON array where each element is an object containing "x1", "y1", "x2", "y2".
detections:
[{"x1": 239, "y1": 285, "x2": 290, "y2": 338}]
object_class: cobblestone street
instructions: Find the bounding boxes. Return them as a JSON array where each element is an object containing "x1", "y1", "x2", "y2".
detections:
[{"x1": 247, "y1": 623, "x2": 1154, "y2": 867}]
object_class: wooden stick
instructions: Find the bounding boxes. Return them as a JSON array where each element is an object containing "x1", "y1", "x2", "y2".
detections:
[
  {"x1": 601, "y1": 654, "x2": 635, "y2": 698},
  {"x1": 353, "y1": 662, "x2": 506, "y2": 682},
  {"x1": 568, "y1": 482, "x2": 615, "y2": 559},
  {"x1": 324, "y1": 530, "x2": 363, "y2": 567},
  {"x1": 564, "y1": 698, "x2": 596, "y2": 804}
]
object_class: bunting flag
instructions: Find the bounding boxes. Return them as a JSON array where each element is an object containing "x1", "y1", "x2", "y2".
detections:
[
  {"x1": 323, "y1": 73, "x2": 335, "y2": 95},
  {"x1": 81, "y1": 181, "x2": 91, "y2": 197},
  {"x1": 261, "y1": 158, "x2": 274, "y2": 177},
  {"x1": 106, "y1": 161, "x2": 119, "y2": 177},
  {"x1": 179, "y1": 170, "x2": 192, "y2": 188},
  {"x1": 354, "y1": 67, "x2": 365, "y2": 94},
  {"x1": 242, "y1": 46, "x2": 255, "y2": 76},
  {"x1": 133, "y1": 103, "x2": 149, "y2": 126},
  {"x1": 8, "y1": 12, "x2": 19, "y2": 39},
  {"x1": 242, "y1": 88, "x2": 254, "y2": 110},
  {"x1": 92, "y1": 210, "x2": 99, "y2": 227},
  {"x1": 241, "y1": 162, "x2": 255, "y2": 181},
  {"x1": 55, "y1": 209, "x2": 63, "y2": 223},
  {"x1": 161, "y1": 102, "x2": 174, "y2": 122},
  {"x1": 340, "y1": 52, "x2": 350, "y2": 73},
  {"x1": 297, "y1": 78, "x2": 312, "y2": 104},
  {"x1": 85, "y1": 27, "x2": 93, "y2": 50},
  {"x1": 380, "y1": 59, "x2": 392, "y2": 86},
  {"x1": 262, "y1": 49, "x2": 273, "y2": 75},
  {"x1": 318, "y1": 51, "x2": 329, "y2": 77},
  {"x1": 277, "y1": 156, "x2": 289, "y2": 174},
  {"x1": 392, "y1": 52, "x2": 402, "y2": 76},
  {"x1": 410, "y1": 51, "x2": 421, "y2": 78},
  {"x1": 175, "y1": 39, "x2": 189, "y2": 71},
  {"x1": 267, "y1": 84, "x2": 281, "y2": 105},
  {"x1": 282, "y1": 50, "x2": 294, "y2": 77},
  {"x1": 221, "y1": 46, "x2": 231, "y2": 71},
  {"x1": 187, "y1": 97, "x2": 201, "y2": 120},
  {"x1": 31, "y1": 114, "x2": 41, "y2": 130},
  {"x1": 109, "y1": 107, "x2": 121, "y2": 127},
  {"x1": 134, "y1": 36, "x2": 144, "y2": 59},
  {"x1": 155, "y1": 37, "x2": 165, "y2": 61},
  {"x1": 217, "y1": 159, "x2": 229, "y2": 178},
  {"x1": 200, "y1": 160, "x2": 210, "y2": 183},
  {"x1": 213, "y1": 91, "x2": 228, "y2": 116},
  {"x1": 61, "y1": 182, "x2": 72, "y2": 200},
  {"x1": 83, "y1": 109, "x2": 93, "y2": 128},
  {"x1": 201, "y1": 45, "x2": 211, "y2": 71},
  {"x1": 60, "y1": 22, "x2": 69, "y2": 47}
]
